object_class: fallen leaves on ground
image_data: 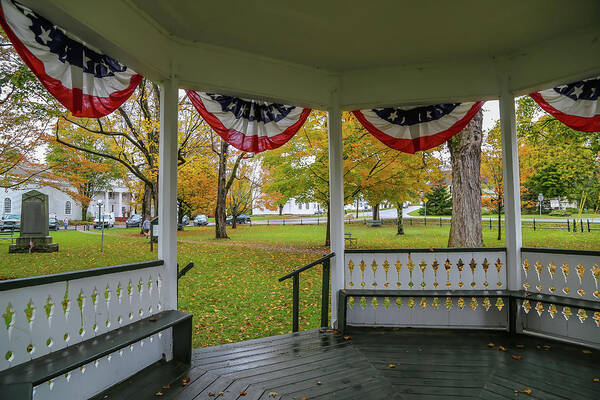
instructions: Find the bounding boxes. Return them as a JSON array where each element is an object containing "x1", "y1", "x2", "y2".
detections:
[
  {"x1": 388, "y1": 364, "x2": 396, "y2": 368},
  {"x1": 521, "y1": 388, "x2": 532, "y2": 395},
  {"x1": 583, "y1": 349, "x2": 592, "y2": 354},
  {"x1": 487, "y1": 342, "x2": 495, "y2": 348},
  {"x1": 343, "y1": 335, "x2": 351, "y2": 340},
  {"x1": 593, "y1": 378, "x2": 599, "y2": 382},
  {"x1": 498, "y1": 346, "x2": 506, "y2": 352},
  {"x1": 516, "y1": 344, "x2": 525, "y2": 349},
  {"x1": 161, "y1": 385, "x2": 170, "y2": 389},
  {"x1": 268, "y1": 392, "x2": 278, "y2": 397},
  {"x1": 155, "y1": 392, "x2": 163, "y2": 396},
  {"x1": 512, "y1": 355, "x2": 523, "y2": 360},
  {"x1": 240, "y1": 392, "x2": 247, "y2": 396}
]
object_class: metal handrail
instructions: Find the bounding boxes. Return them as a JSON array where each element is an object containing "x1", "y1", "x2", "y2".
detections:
[
  {"x1": 278, "y1": 252, "x2": 335, "y2": 333},
  {"x1": 177, "y1": 262, "x2": 195, "y2": 280}
]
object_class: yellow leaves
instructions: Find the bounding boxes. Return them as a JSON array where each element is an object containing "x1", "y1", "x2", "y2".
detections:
[
  {"x1": 521, "y1": 388, "x2": 532, "y2": 395},
  {"x1": 388, "y1": 363, "x2": 396, "y2": 368},
  {"x1": 487, "y1": 343, "x2": 495, "y2": 348},
  {"x1": 512, "y1": 355, "x2": 523, "y2": 361}
]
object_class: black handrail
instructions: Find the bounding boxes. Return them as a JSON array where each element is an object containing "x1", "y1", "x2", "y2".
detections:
[
  {"x1": 177, "y1": 262, "x2": 195, "y2": 280},
  {"x1": 279, "y1": 252, "x2": 335, "y2": 332}
]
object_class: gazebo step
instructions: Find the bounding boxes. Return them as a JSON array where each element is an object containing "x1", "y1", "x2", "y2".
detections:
[{"x1": 0, "y1": 310, "x2": 192, "y2": 399}]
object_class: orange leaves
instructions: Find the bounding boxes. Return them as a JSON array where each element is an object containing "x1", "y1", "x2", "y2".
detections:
[{"x1": 512, "y1": 355, "x2": 523, "y2": 361}]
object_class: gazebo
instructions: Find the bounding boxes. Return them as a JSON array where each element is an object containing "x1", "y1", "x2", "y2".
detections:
[{"x1": 1, "y1": 1, "x2": 599, "y2": 399}]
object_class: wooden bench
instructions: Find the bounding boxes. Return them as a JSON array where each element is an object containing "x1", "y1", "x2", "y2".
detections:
[
  {"x1": 366, "y1": 220, "x2": 382, "y2": 227},
  {"x1": 0, "y1": 310, "x2": 192, "y2": 399},
  {"x1": 344, "y1": 231, "x2": 357, "y2": 247}
]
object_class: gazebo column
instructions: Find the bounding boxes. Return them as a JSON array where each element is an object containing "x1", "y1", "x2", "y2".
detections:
[
  {"x1": 158, "y1": 78, "x2": 179, "y2": 311},
  {"x1": 499, "y1": 79, "x2": 522, "y2": 291},
  {"x1": 327, "y1": 88, "x2": 345, "y2": 327}
]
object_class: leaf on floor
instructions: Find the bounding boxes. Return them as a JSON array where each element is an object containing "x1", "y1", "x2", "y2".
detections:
[
  {"x1": 240, "y1": 392, "x2": 247, "y2": 396},
  {"x1": 487, "y1": 342, "x2": 495, "y2": 347},
  {"x1": 343, "y1": 335, "x2": 351, "y2": 340},
  {"x1": 521, "y1": 388, "x2": 532, "y2": 395},
  {"x1": 155, "y1": 392, "x2": 163, "y2": 396},
  {"x1": 516, "y1": 344, "x2": 525, "y2": 348},
  {"x1": 161, "y1": 384, "x2": 170, "y2": 389},
  {"x1": 593, "y1": 378, "x2": 599, "y2": 382},
  {"x1": 583, "y1": 349, "x2": 593, "y2": 354},
  {"x1": 512, "y1": 355, "x2": 523, "y2": 360},
  {"x1": 499, "y1": 346, "x2": 506, "y2": 352},
  {"x1": 388, "y1": 363, "x2": 396, "y2": 368},
  {"x1": 269, "y1": 392, "x2": 278, "y2": 397}
]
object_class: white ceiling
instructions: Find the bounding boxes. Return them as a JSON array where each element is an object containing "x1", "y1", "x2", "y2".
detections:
[{"x1": 18, "y1": 0, "x2": 600, "y2": 109}]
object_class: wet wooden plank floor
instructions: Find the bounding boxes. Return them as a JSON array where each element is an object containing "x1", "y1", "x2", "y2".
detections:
[{"x1": 94, "y1": 328, "x2": 600, "y2": 400}]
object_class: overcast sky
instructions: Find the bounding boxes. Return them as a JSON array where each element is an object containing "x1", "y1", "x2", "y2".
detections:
[{"x1": 482, "y1": 100, "x2": 500, "y2": 132}]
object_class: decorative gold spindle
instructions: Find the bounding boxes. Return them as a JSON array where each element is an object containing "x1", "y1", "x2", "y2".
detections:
[
  {"x1": 457, "y1": 259, "x2": 464, "y2": 288},
  {"x1": 359, "y1": 260, "x2": 366, "y2": 287},
  {"x1": 592, "y1": 264, "x2": 600, "y2": 299},
  {"x1": 593, "y1": 312, "x2": 600, "y2": 327},
  {"x1": 576, "y1": 264, "x2": 586, "y2": 297},
  {"x1": 383, "y1": 260, "x2": 390, "y2": 287},
  {"x1": 495, "y1": 258, "x2": 503, "y2": 287},
  {"x1": 535, "y1": 261, "x2": 544, "y2": 292},
  {"x1": 482, "y1": 258, "x2": 490, "y2": 287},
  {"x1": 495, "y1": 298, "x2": 504, "y2": 311},
  {"x1": 444, "y1": 259, "x2": 452, "y2": 287},
  {"x1": 562, "y1": 306, "x2": 572, "y2": 320},
  {"x1": 371, "y1": 260, "x2": 378, "y2": 287},
  {"x1": 548, "y1": 304, "x2": 558, "y2": 318},
  {"x1": 371, "y1": 297, "x2": 378, "y2": 310},
  {"x1": 561, "y1": 263, "x2": 570, "y2": 294},
  {"x1": 535, "y1": 302, "x2": 544, "y2": 316},
  {"x1": 482, "y1": 297, "x2": 491, "y2": 311},
  {"x1": 432, "y1": 259, "x2": 439, "y2": 288},
  {"x1": 383, "y1": 297, "x2": 391, "y2": 309},
  {"x1": 577, "y1": 309, "x2": 587, "y2": 323},
  {"x1": 445, "y1": 297, "x2": 453, "y2": 310},
  {"x1": 522, "y1": 300, "x2": 532, "y2": 314},
  {"x1": 395, "y1": 260, "x2": 402, "y2": 288},
  {"x1": 470, "y1": 297, "x2": 478, "y2": 310},
  {"x1": 469, "y1": 259, "x2": 477, "y2": 288},
  {"x1": 407, "y1": 256, "x2": 415, "y2": 288},
  {"x1": 419, "y1": 260, "x2": 427, "y2": 288},
  {"x1": 420, "y1": 297, "x2": 427, "y2": 310},
  {"x1": 547, "y1": 262, "x2": 557, "y2": 293},
  {"x1": 457, "y1": 297, "x2": 465, "y2": 310},
  {"x1": 432, "y1": 297, "x2": 440, "y2": 309},
  {"x1": 347, "y1": 260, "x2": 355, "y2": 287},
  {"x1": 522, "y1": 258, "x2": 530, "y2": 278},
  {"x1": 395, "y1": 297, "x2": 403, "y2": 309},
  {"x1": 408, "y1": 297, "x2": 415, "y2": 309}
]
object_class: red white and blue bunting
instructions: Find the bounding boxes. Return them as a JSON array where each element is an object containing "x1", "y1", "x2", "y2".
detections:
[
  {"x1": 353, "y1": 102, "x2": 484, "y2": 154},
  {"x1": 186, "y1": 91, "x2": 311, "y2": 153},
  {"x1": 0, "y1": 0, "x2": 142, "y2": 118},
  {"x1": 530, "y1": 77, "x2": 600, "y2": 132}
]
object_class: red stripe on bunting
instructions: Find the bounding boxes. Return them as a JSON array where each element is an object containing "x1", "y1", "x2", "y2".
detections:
[
  {"x1": 186, "y1": 90, "x2": 311, "y2": 153},
  {"x1": 529, "y1": 92, "x2": 600, "y2": 132},
  {"x1": 352, "y1": 101, "x2": 484, "y2": 154},
  {"x1": 0, "y1": 4, "x2": 142, "y2": 118}
]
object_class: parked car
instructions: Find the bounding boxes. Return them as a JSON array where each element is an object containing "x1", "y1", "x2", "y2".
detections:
[
  {"x1": 226, "y1": 214, "x2": 251, "y2": 225},
  {"x1": 93, "y1": 214, "x2": 115, "y2": 229},
  {"x1": 48, "y1": 217, "x2": 59, "y2": 231},
  {"x1": 125, "y1": 214, "x2": 142, "y2": 228},
  {"x1": 182, "y1": 215, "x2": 190, "y2": 226},
  {"x1": 194, "y1": 214, "x2": 208, "y2": 226},
  {"x1": 313, "y1": 210, "x2": 323, "y2": 215},
  {"x1": 1, "y1": 214, "x2": 20, "y2": 231}
]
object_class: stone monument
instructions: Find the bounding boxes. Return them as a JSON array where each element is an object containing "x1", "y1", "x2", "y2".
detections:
[{"x1": 9, "y1": 190, "x2": 59, "y2": 253}]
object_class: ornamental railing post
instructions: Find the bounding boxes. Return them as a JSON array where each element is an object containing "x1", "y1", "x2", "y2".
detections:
[{"x1": 292, "y1": 274, "x2": 300, "y2": 332}]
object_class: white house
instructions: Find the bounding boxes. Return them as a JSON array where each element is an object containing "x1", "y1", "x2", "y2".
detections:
[
  {"x1": 2, "y1": 183, "x2": 134, "y2": 221},
  {"x1": 252, "y1": 197, "x2": 323, "y2": 215}
]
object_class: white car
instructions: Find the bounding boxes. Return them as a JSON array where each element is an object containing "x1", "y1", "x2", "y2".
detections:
[{"x1": 93, "y1": 214, "x2": 115, "y2": 229}]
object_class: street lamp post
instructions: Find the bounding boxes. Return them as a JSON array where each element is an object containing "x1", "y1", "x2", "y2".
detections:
[
  {"x1": 98, "y1": 200, "x2": 104, "y2": 252},
  {"x1": 538, "y1": 193, "x2": 544, "y2": 216}
]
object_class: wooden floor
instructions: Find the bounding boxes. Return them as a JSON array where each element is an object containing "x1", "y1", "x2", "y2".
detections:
[{"x1": 94, "y1": 328, "x2": 600, "y2": 400}]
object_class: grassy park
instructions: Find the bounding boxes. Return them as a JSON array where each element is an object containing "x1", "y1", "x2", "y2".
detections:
[{"x1": 1, "y1": 224, "x2": 599, "y2": 347}]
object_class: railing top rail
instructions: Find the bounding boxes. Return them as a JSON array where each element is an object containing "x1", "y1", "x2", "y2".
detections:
[
  {"x1": 521, "y1": 247, "x2": 600, "y2": 257},
  {"x1": 0, "y1": 259, "x2": 164, "y2": 292},
  {"x1": 345, "y1": 247, "x2": 506, "y2": 254},
  {"x1": 279, "y1": 252, "x2": 335, "y2": 282}
]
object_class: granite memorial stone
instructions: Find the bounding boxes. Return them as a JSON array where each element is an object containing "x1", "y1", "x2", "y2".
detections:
[{"x1": 9, "y1": 190, "x2": 58, "y2": 253}]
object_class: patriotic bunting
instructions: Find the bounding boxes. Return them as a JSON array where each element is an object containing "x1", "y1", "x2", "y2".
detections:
[
  {"x1": 0, "y1": 0, "x2": 142, "y2": 118},
  {"x1": 353, "y1": 102, "x2": 484, "y2": 154},
  {"x1": 530, "y1": 77, "x2": 600, "y2": 132},
  {"x1": 186, "y1": 91, "x2": 311, "y2": 153}
]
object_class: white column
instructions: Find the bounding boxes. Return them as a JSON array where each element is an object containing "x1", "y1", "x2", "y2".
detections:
[
  {"x1": 118, "y1": 191, "x2": 123, "y2": 217},
  {"x1": 499, "y1": 78, "x2": 522, "y2": 291},
  {"x1": 158, "y1": 78, "x2": 179, "y2": 310},
  {"x1": 104, "y1": 191, "x2": 109, "y2": 214},
  {"x1": 327, "y1": 87, "x2": 345, "y2": 327}
]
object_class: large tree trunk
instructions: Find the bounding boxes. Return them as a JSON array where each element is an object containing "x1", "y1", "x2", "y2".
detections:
[
  {"x1": 396, "y1": 202, "x2": 404, "y2": 235},
  {"x1": 140, "y1": 184, "x2": 152, "y2": 234},
  {"x1": 447, "y1": 110, "x2": 483, "y2": 247},
  {"x1": 215, "y1": 141, "x2": 229, "y2": 239},
  {"x1": 278, "y1": 205, "x2": 283, "y2": 215},
  {"x1": 81, "y1": 204, "x2": 89, "y2": 221},
  {"x1": 372, "y1": 203, "x2": 380, "y2": 220}
]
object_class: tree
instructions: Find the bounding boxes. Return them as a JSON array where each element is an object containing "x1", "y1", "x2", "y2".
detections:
[
  {"x1": 46, "y1": 124, "x2": 124, "y2": 219},
  {"x1": 448, "y1": 110, "x2": 483, "y2": 247},
  {"x1": 56, "y1": 81, "x2": 209, "y2": 227},
  {"x1": 226, "y1": 167, "x2": 256, "y2": 229},
  {"x1": 177, "y1": 152, "x2": 218, "y2": 219},
  {"x1": 481, "y1": 121, "x2": 504, "y2": 240},
  {"x1": 419, "y1": 183, "x2": 451, "y2": 215}
]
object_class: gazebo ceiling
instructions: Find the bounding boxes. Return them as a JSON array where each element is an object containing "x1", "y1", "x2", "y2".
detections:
[{"x1": 18, "y1": 0, "x2": 600, "y2": 109}]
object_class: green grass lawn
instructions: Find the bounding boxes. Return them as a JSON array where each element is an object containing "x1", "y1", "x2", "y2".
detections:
[
  {"x1": 1, "y1": 224, "x2": 598, "y2": 347},
  {"x1": 408, "y1": 209, "x2": 599, "y2": 219}
]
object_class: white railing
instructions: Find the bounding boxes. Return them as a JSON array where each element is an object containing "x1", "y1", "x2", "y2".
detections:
[
  {"x1": 518, "y1": 248, "x2": 600, "y2": 347},
  {"x1": 0, "y1": 260, "x2": 170, "y2": 399}
]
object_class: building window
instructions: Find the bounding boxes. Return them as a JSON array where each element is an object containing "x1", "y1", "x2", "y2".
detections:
[
  {"x1": 298, "y1": 203, "x2": 302, "y2": 210},
  {"x1": 4, "y1": 198, "x2": 11, "y2": 214},
  {"x1": 65, "y1": 201, "x2": 71, "y2": 215},
  {"x1": 108, "y1": 192, "x2": 114, "y2": 199}
]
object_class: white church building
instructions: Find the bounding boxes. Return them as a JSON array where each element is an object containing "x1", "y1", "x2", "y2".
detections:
[
  {"x1": 252, "y1": 197, "x2": 323, "y2": 215},
  {"x1": 2, "y1": 182, "x2": 134, "y2": 221}
]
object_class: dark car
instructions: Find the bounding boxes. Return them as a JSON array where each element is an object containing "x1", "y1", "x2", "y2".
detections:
[
  {"x1": 194, "y1": 214, "x2": 208, "y2": 226},
  {"x1": 1, "y1": 214, "x2": 20, "y2": 231},
  {"x1": 126, "y1": 214, "x2": 142, "y2": 228},
  {"x1": 49, "y1": 217, "x2": 59, "y2": 231},
  {"x1": 226, "y1": 214, "x2": 252, "y2": 225}
]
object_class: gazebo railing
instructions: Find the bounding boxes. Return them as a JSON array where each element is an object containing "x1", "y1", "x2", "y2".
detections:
[{"x1": 0, "y1": 260, "x2": 170, "y2": 399}]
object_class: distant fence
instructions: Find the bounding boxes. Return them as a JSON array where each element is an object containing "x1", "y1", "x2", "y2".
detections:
[{"x1": 250, "y1": 216, "x2": 600, "y2": 233}]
